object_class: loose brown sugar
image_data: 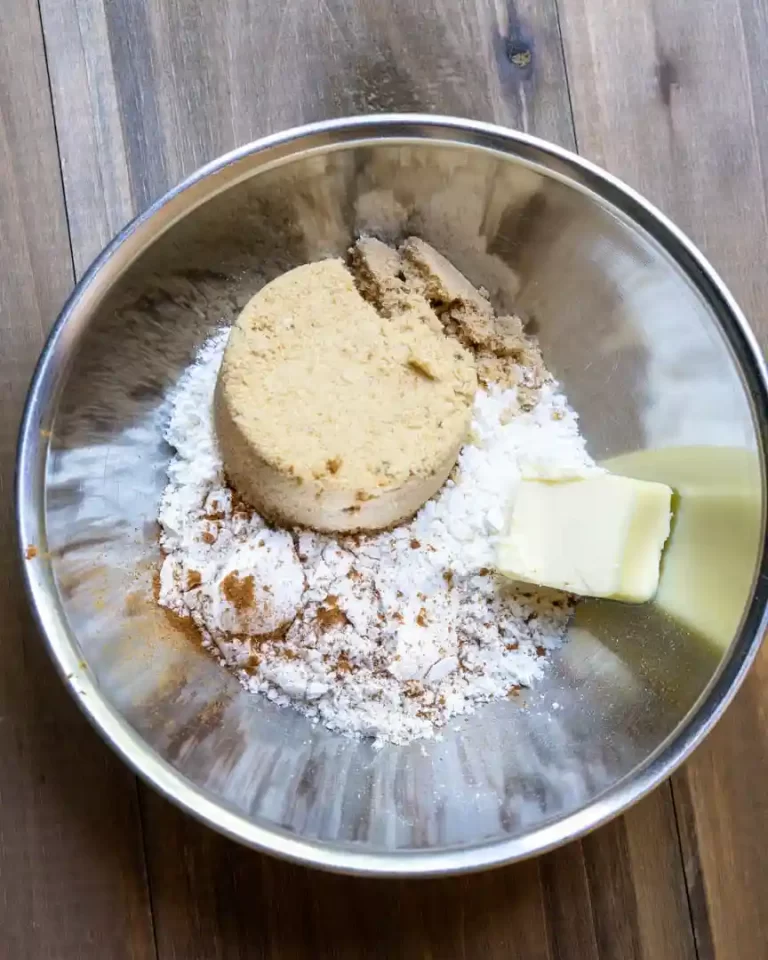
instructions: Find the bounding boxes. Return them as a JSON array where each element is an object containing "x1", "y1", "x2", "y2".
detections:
[{"x1": 352, "y1": 236, "x2": 550, "y2": 395}]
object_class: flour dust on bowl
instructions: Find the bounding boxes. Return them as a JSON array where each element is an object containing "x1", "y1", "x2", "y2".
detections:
[{"x1": 17, "y1": 116, "x2": 768, "y2": 875}]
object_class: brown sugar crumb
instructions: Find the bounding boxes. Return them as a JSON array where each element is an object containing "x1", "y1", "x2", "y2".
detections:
[
  {"x1": 314, "y1": 595, "x2": 350, "y2": 632},
  {"x1": 477, "y1": 567, "x2": 490, "y2": 577},
  {"x1": 202, "y1": 530, "x2": 217, "y2": 545},
  {"x1": 392, "y1": 611, "x2": 404, "y2": 623},
  {"x1": 221, "y1": 572, "x2": 255, "y2": 609},
  {"x1": 442, "y1": 570, "x2": 454, "y2": 586},
  {"x1": 326, "y1": 457, "x2": 342, "y2": 475},
  {"x1": 347, "y1": 567, "x2": 363, "y2": 581},
  {"x1": 506, "y1": 641, "x2": 519, "y2": 652},
  {"x1": 409, "y1": 538, "x2": 421, "y2": 549},
  {"x1": 24, "y1": 545, "x2": 38, "y2": 560},
  {"x1": 186, "y1": 570, "x2": 202, "y2": 590},
  {"x1": 507, "y1": 685, "x2": 521, "y2": 698},
  {"x1": 535, "y1": 645, "x2": 546, "y2": 658},
  {"x1": 416, "y1": 607, "x2": 428, "y2": 627}
]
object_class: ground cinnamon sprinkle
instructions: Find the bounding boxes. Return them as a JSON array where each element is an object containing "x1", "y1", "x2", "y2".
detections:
[
  {"x1": 314, "y1": 595, "x2": 350, "y2": 631},
  {"x1": 163, "y1": 606, "x2": 206, "y2": 645},
  {"x1": 156, "y1": 245, "x2": 587, "y2": 746},
  {"x1": 335, "y1": 652, "x2": 353, "y2": 673},
  {"x1": 221, "y1": 572, "x2": 255, "y2": 609}
]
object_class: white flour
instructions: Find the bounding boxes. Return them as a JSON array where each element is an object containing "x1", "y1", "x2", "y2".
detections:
[{"x1": 158, "y1": 331, "x2": 596, "y2": 744}]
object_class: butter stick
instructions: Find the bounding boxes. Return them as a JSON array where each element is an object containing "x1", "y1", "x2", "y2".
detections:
[{"x1": 496, "y1": 474, "x2": 673, "y2": 603}]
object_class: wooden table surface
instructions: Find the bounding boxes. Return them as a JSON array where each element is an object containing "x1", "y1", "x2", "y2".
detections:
[{"x1": 2, "y1": 0, "x2": 767, "y2": 957}]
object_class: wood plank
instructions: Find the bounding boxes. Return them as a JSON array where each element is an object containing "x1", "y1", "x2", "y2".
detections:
[
  {"x1": 541, "y1": 788, "x2": 696, "y2": 960},
  {"x1": 39, "y1": 1, "x2": 698, "y2": 957},
  {"x1": 40, "y1": 0, "x2": 576, "y2": 241},
  {"x1": 141, "y1": 787, "x2": 555, "y2": 960},
  {"x1": 0, "y1": 1, "x2": 157, "y2": 958},
  {"x1": 558, "y1": 0, "x2": 768, "y2": 957}
]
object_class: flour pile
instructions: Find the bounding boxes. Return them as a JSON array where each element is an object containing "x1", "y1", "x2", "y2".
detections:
[{"x1": 158, "y1": 331, "x2": 596, "y2": 744}]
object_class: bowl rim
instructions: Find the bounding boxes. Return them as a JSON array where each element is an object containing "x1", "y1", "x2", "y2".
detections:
[{"x1": 16, "y1": 113, "x2": 768, "y2": 876}]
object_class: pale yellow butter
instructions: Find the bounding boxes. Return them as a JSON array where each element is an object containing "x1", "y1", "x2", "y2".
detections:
[{"x1": 496, "y1": 474, "x2": 673, "y2": 603}]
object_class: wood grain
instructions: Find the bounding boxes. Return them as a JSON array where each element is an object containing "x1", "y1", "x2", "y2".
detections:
[
  {"x1": 141, "y1": 788, "x2": 557, "y2": 960},
  {"x1": 37, "y1": 2, "x2": 697, "y2": 958},
  {"x1": 0, "y1": 1, "x2": 157, "y2": 958},
  {"x1": 40, "y1": 0, "x2": 576, "y2": 237},
  {"x1": 20, "y1": 0, "x2": 765, "y2": 955},
  {"x1": 558, "y1": 0, "x2": 768, "y2": 957}
]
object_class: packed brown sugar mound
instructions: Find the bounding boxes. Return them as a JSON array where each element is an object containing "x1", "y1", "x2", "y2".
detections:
[{"x1": 215, "y1": 257, "x2": 477, "y2": 533}]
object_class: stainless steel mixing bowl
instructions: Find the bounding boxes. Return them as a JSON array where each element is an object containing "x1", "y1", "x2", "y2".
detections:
[{"x1": 17, "y1": 115, "x2": 768, "y2": 875}]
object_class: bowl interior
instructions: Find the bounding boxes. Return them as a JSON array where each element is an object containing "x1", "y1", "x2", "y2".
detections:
[{"x1": 34, "y1": 132, "x2": 765, "y2": 864}]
